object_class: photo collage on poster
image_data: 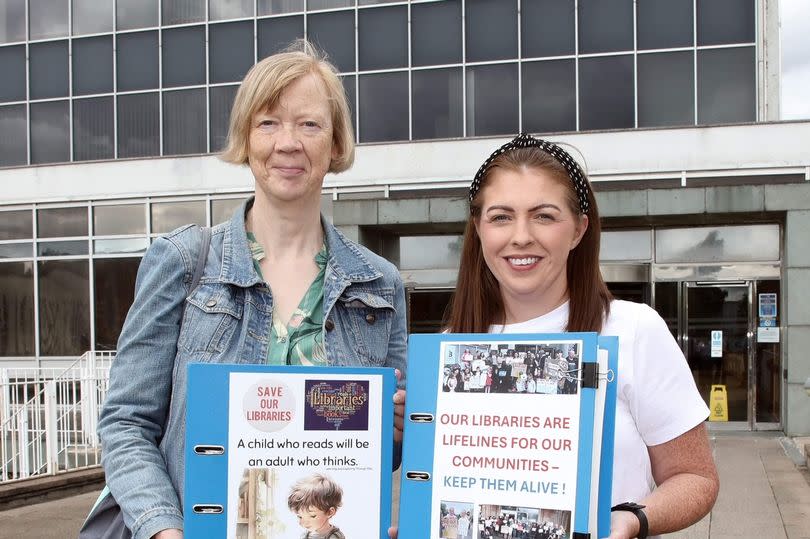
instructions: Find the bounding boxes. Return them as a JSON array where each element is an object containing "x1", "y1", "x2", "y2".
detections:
[{"x1": 441, "y1": 342, "x2": 581, "y2": 396}]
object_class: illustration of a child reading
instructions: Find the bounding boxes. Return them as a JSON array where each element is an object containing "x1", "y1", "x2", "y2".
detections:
[{"x1": 287, "y1": 474, "x2": 346, "y2": 539}]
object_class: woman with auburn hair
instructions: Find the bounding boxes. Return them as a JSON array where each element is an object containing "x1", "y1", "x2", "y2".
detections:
[
  {"x1": 89, "y1": 41, "x2": 406, "y2": 539},
  {"x1": 445, "y1": 133, "x2": 718, "y2": 539}
]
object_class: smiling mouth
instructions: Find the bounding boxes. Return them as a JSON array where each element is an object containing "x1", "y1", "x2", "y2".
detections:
[{"x1": 506, "y1": 256, "x2": 540, "y2": 267}]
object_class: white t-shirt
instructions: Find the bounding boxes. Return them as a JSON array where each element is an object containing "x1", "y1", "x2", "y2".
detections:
[{"x1": 491, "y1": 300, "x2": 709, "y2": 510}]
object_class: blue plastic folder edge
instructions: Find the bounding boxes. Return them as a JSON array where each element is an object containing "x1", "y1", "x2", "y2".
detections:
[
  {"x1": 183, "y1": 363, "x2": 396, "y2": 539},
  {"x1": 597, "y1": 336, "x2": 619, "y2": 538}
]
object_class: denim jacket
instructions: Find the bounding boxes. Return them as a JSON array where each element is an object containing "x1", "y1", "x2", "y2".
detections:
[{"x1": 97, "y1": 198, "x2": 408, "y2": 539}]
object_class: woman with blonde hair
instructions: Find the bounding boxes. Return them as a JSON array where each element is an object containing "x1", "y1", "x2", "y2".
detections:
[{"x1": 91, "y1": 41, "x2": 406, "y2": 539}]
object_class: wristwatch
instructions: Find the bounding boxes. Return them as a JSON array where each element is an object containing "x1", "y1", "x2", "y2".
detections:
[{"x1": 611, "y1": 502, "x2": 648, "y2": 539}]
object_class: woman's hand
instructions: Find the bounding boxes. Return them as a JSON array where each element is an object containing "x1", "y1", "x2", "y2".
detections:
[
  {"x1": 152, "y1": 529, "x2": 182, "y2": 539},
  {"x1": 393, "y1": 369, "x2": 406, "y2": 443},
  {"x1": 388, "y1": 526, "x2": 398, "y2": 538}
]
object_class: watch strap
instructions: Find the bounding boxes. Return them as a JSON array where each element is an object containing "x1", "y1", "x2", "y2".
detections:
[{"x1": 611, "y1": 502, "x2": 648, "y2": 539}]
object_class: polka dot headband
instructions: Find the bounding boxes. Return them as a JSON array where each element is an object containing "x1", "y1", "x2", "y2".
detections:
[{"x1": 469, "y1": 133, "x2": 591, "y2": 214}]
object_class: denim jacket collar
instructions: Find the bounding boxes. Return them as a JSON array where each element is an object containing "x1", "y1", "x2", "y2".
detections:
[{"x1": 219, "y1": 196, "x2": 382, "y2": 287}]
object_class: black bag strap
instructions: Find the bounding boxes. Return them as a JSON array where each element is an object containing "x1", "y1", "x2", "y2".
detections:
[{"x1": 188, "y1": 226, "x2": 210, "y2": 297}]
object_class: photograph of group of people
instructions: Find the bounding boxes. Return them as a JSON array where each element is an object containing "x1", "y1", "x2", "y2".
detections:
[
  {"x1": 441, "y1": 342, "x2": 580, "y2": 395},
  {"x1": 477, "y1": 505, "x2": 571, "y2": 539},
  {"x1": 439, "y1": 501, "x2": 475, "y2": 539}
]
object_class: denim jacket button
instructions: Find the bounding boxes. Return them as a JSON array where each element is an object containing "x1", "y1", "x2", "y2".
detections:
[
  {"x1": 205, "y1": 299, "x2": 217, "y2": 308},
  {"x1": 365, "y1": 313, "x2": 376, "y2": 325},
  {"x1": 324, "y1": 319, "x2": 335, "y2": 331}
]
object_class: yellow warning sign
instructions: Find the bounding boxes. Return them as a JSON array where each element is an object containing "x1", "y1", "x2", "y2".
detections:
[{"x1": 709, "y1": 384, "x2": 728, "y2": 422}]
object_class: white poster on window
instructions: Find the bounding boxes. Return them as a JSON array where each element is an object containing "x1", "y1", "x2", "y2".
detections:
[{"x1": 710, "y1": 331, "x2": 723, "y2": 358}]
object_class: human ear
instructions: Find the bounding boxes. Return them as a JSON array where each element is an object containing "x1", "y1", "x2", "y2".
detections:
[
  {"x1": 570, "y1": 214, "x2": 589, "y2": 250},
  {"x1": 327, "y1": 507, "x2": 337, "y2": 518}
]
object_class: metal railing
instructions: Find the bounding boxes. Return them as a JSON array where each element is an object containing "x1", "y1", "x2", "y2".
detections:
[{"x1": 0, "y1": 351, "x2": 115, "y2": 484}]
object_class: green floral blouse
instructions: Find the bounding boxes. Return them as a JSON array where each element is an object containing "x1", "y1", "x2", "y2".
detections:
[{"x1": 247, "y1": 232, "x2": 328, "y2": 366}]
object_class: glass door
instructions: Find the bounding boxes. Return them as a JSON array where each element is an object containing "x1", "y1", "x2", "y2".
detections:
[{"x1": 684, "y1": 282, "x2": 751, "y2": 427}]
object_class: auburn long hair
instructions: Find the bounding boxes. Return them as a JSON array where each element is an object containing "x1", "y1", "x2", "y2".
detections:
[{"x1": 445, "y1": 147, "x2": 611, "y2": 333}]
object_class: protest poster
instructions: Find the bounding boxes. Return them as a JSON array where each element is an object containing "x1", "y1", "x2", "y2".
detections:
[
  {"x1": 184, "y1": 364, "x2": 396, "y2": 539},
  {"x1": 399, "y1": 332, "x2": 616, "y2": 539}
]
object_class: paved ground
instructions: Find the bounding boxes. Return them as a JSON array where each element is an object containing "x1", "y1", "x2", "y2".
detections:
[{"x1": 1, "y1": 435, "x2": 808, "y2": 538}]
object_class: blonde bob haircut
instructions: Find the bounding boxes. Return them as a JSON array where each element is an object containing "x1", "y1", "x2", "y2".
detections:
[{"x1": 220, "y1": 40, "x2": 355, "y2": 173}]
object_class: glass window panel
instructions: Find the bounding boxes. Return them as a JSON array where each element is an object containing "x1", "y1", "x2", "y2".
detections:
[
  {"x1": 72, "y1": 0, "x2": 113, "y2": 35},
  {"x1": 360, "y1": 0, "x2": 399, "y2": 4},
  {"x1": 73, "y1": 97, "x2": 114, "y2": 161},
  {"x1": 30, "y1": 41, "x2": 69, "y2": 99},
  {"x1": 38, "y1": 240, "x2": 89, "y2": 256},
  {"x1": 522, "y1": 59, "x2": 576, "y2": 133},
  {"x1": 578, "y1": 0, "x2": 633, "y2": 54},
  {"x1": 38, "y1": 260, "x2": 90, "y2": 356},
  {"x1": 638, "y1": 51, "x2": 694, "y2": 127},
  {"x1": 0, "y1": 0, "x2": 26, "y2": 44},
  {"x1": 212, "y1": 198, "x2": 244, "y2": 224},
  {"x1": 465, "y1": 0, "x2": 517, "y2": 62},
  {"x1": 210, "y1": 21, "x2": 254, "y2": 83},
  {"x1": 358, "y1": 6, "x2": 407, "y2": 70},
  {"x1": 638, "y1": 0, "x2": 693, "y2": 50},
  {"x1": 72, "y1": 36, "x2": 113, "y2": 96},
  {"x1": 0, "y1": 45, "x2": 26, "y2": 102},
  {"x1": 0, "y1": 243, "x2": 33, "y2": 258},
  {"x1": 258, "y1": 0, "x2": 304, "y2": 15},
  {"x1": 117, "y1": 31, "x2": 159, "y2": 91},
  {"x1": 412, "y1": 68, "x2": 463, "y2": 140},
  {"x1": 163, "y1": 89, "x2": 207, "y2": 155},
  {"x1": 656, "y1": 225, "x2": 780, "y2": 263},
  {"x1": 94, "y1": 204, "x2": 146, "y2": 235},
  {"x1": 30, "y1": 0, "x2": 69, "y2": 39},
  {"x1": 521, "y1": 0, "x2": 575, "y2": 57},
  {"x1": 257, "y1": 15, "x2": 304, "y2": 60},
  {"x1": 307, "y1": 10, "x2": 355, "y2": 73},
  {"x1": 307, "y1": 0, "x2": 352, "y2": 10},
  {"x1": 94, "y1": 258, "x2": 140, "y2": 350},
  {"x1": 697, "y1": 47, "x2": 755, "y2": 124},
  {"x1": 163, "y1": 0, "x2": 205, "y2": 25},
  {"x1": 341, "y1": 74, "x2": 356, "y2": 118},
  {"x1": 38, "y1": 207, "x2": 88, "y2": 238},
  {"x1": 600, "y1": 230, "x2": 652, "y2": 261},
  {"x1": 116, "y1": 0, "x2": 158, "y2": 30},
  {"x1": 697, "y1": 0, "x2": 755, "y2": 46},
  {"x1": 400, "y1": 236, "x2": 462, "y2": 270},
  {"x1": 579, "y1": 55, "x2": 634, "y2": 131},
  {"x1": 0, "y1": 210, "x2": 32, "y2": 240},
  {"x1": 465, "y1": 63, "x2": 518, "y2": 137},
  {"x1": 210, "y1": 0, "x2": 252, "y2": 21},
  {"x1": 0, "y1": 261, "x2": 35, "y2": 356},
  {"x1": 210, "y1": 84, "x2": 239, "y2": 152},
  {"x1": 151, "y1": 201, "x2": 206, "y2": 233},
  {"x1": 0, "y1": 105, "x2": 27, "y2": 166},
  {"x1": 117, "y1": 92, "x2": 160, "y2": 158},
  {"x1": 162, "y1": 26, "x2": 206, "y2": 88},
  {"x1": 411, "y1": 0, "x2": 461, "y2": 67},
  {"x1": 94, "y1": 238, "x2": 148, "y2": 254},
  {"x1": 358, "y1": 72, "x2": 408, "y2": 142},
  {"x1": 30, "y1": 100, "x2": 70, "y2": 165}
]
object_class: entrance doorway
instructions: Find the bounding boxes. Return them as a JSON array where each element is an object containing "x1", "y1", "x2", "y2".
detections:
[{"x1": 654, "y1": 280, "x2": 781, "y2": 430}]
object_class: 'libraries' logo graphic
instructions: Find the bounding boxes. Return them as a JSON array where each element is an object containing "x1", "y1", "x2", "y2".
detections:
[{"x1": 304, "y1": 380, "x2": 369, "y2": 431}]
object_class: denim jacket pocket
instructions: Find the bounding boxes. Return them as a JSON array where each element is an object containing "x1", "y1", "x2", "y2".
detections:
[
  {"x1": 179, "y1": 284, "x2": 244, "y2": 357},
  {"x1": 334, "y1": 288, "x2": 394, "y2": 365}
]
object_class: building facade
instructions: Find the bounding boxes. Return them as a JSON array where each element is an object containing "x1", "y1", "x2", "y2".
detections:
[{"x1": 1, "y1": 0, "x2": 809, "y2": 435}]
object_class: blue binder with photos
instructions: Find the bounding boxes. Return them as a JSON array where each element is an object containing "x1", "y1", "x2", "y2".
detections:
[
  {"x1": 398, "y1": 332, "x2": 618, "y2": 539},
  {"x1": 183, "y1": 363, "x2": 397, "y2": 539}
]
